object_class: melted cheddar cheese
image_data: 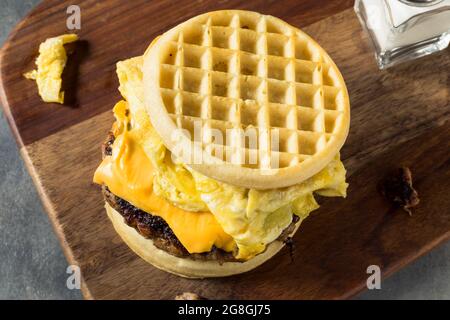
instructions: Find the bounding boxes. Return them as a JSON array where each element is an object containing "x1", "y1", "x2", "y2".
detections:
[{"x1": 94, "y1": 101, "x2": 236, "y2": 254}]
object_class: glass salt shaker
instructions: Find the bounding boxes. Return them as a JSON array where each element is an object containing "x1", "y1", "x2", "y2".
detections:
[{"x1": 354, "y1": 0, "x2": 450, "y2": 69}]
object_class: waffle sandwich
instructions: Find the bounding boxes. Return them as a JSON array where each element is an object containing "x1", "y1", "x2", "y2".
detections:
[{"x1": 94, "y1": 10, "x2": 350, "y2": 278}]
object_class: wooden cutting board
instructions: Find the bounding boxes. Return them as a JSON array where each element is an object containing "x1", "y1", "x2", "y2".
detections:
[{"x1": 1, "y1": 0, "x2": 449, "y2": 300}]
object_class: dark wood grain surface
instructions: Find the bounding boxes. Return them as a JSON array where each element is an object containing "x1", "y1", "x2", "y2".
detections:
[{"x1": 1, "y1": 0, "x2": 449, "y2": 299}]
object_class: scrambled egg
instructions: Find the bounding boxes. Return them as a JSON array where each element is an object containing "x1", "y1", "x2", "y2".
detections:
[
  {"x1": 107, "y1": 56, "x2": 348, "y2": 260},
  {"x1": 24, "y1": 34, "x2": 78, "y2": 104},
  {"x1": 191, "y1": 158, "x2": 347, "y2": 259}
]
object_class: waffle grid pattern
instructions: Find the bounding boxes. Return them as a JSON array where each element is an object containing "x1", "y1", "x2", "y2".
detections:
[{"x1": 158, "y1": 13, "x2": 346, "y2": 169}]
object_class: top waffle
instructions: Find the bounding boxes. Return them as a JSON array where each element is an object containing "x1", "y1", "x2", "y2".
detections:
[{"x1": 143, "y1": 10, "x2": 350, "y2": 189}]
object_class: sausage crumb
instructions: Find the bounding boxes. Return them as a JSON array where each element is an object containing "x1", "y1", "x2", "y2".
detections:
[
  {"x1": 283, "y1": 237, "x2": 295, "y2": 263},
  {"x1": 379, "y1": 167, "x2": 420, "y2": 216}
]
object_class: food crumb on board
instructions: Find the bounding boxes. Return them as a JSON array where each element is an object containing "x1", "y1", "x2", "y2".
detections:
[
  {"x1": 175, "y1": 292, "x2": 208, "y2": 300},
  {"x1": 379, "y1": 167, "x2": 420, "y2": 216}
]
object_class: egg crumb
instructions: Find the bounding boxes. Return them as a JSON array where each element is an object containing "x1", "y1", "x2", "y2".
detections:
[{"x1": 24, "y1": 34, "x2": 78, "y2": 104}]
